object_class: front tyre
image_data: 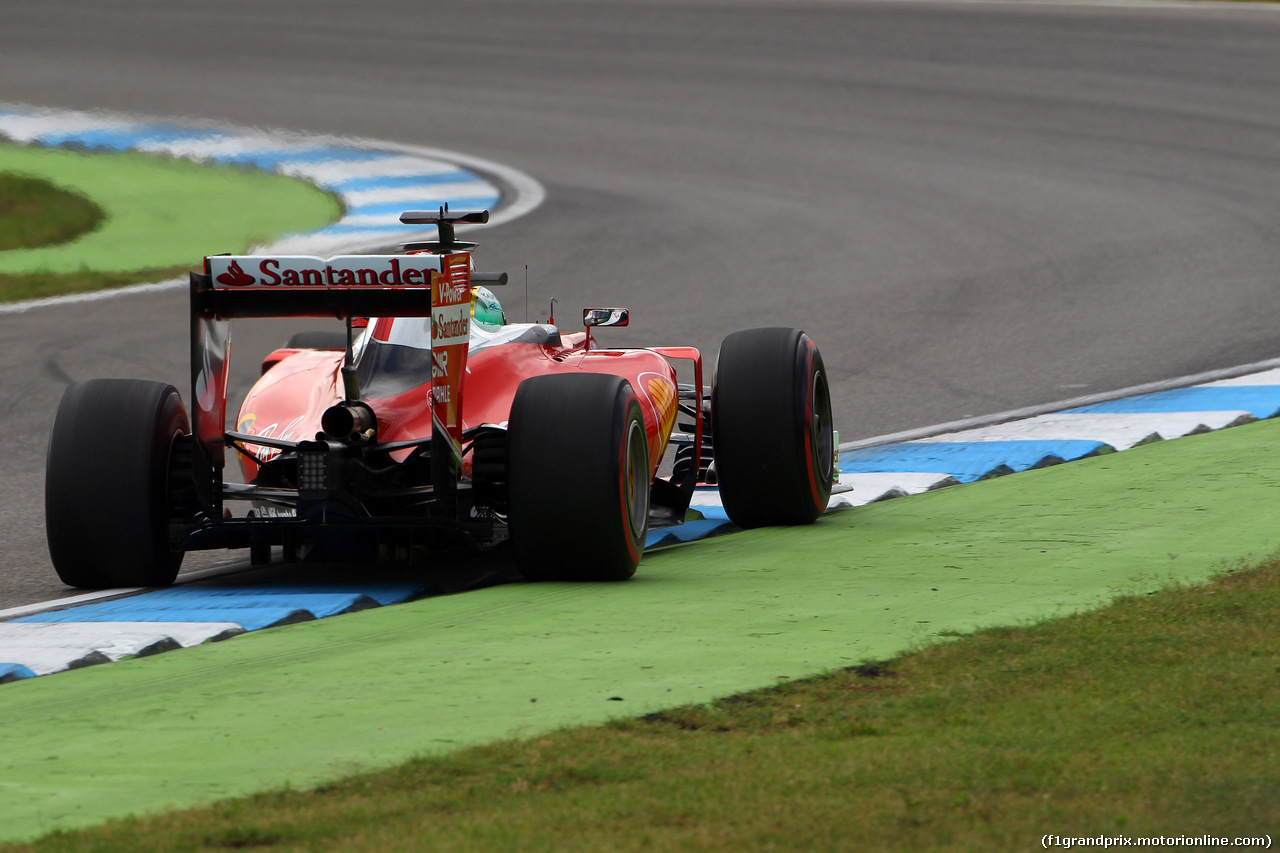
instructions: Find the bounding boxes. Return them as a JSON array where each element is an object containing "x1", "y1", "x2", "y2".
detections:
[
  {"x1": 45, "y1": 379, "x2": 191, "y2": 588},
  {"x1": 508, "y1": 373, "x2": 650, "y2": 581},
  {"x1": 713, "y1": 327, "x2": 834, "y2": 528}
]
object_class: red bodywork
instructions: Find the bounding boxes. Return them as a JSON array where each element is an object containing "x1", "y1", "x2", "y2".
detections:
[{"x1": 235, "y1": 322, "x2": 687, "y2": 487}]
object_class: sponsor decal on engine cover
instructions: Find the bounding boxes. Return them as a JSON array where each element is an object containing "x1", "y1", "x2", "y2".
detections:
[
  {"x1": 208, "y1": 255, "x2": 441, "y2": 288},
  {"x1": 643, "y1": 373, "x2": 679, "y2": 442},
  {"x1": 636, "y1": 372, "x2": 679, "y2": 463},
  {"x1": 430, "y1": 253, "x2": 472, "y2": 464}
]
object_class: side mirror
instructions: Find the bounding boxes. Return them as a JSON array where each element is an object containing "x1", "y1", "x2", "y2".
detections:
[{"x1": 583, "y1": 307, "x2": 629, "y2": 327}]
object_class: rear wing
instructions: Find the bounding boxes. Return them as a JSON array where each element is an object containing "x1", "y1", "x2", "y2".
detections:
[
  {"x1": 193, "y1": 254, "x2": 442, "y2": 320},
  {"x1": 188, "y1": 251, "x2": 474, "y2": 514}
]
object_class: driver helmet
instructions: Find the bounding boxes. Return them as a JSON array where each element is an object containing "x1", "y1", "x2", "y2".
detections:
[{"x1": 471, "y1": 285, "x2": 506, "y2": 329}]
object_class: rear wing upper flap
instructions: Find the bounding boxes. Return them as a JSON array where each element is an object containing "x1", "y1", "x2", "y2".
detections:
[{"x1": 192, "y1": 253, "x2": 444, "y2": 320}]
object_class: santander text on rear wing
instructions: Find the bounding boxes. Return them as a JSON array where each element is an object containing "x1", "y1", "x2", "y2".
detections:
[{"x1": 197, "y1": 253, "x2": 443, "y2": 319}]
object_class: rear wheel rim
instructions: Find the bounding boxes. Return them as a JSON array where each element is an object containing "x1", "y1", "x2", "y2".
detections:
[
  {"x1": 624, "y1": 417, "x2": 649, "y2": 537},
  {"x1": 811, "y1": 369, "x2": 833, "y2": 483}
]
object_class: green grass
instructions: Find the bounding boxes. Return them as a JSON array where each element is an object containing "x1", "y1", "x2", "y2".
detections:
[
  {"x1": 6, "y1": 555, "x2": 1275, "y2": 852},
  {"x1": 0, "y1": 142, "x2": 341, "y2": 300}
]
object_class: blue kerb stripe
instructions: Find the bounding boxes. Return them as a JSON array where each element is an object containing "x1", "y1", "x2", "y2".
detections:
[
  {"x1": 14, "y1": 592, "x2": 369, "y2": 617},
  {"x1": 312, "y1": 224, "x2": 419, "y2": 236},
  {"x1": 19, "y1": 607, "x2": 310, "y2": 632},
  {"x1": 13, "y1": 583, "x2": 434, "y2": 631},
  {"x1": 330, "y1": 171, "x2": 477, "y2": 191},
  {"x1": 31, "y1": 128, "x2": 149, "y2": 150},
  {"x1": 646, "y1": 518, "x2": 735, "y2": 548},
  {"x1": 317, "y1": 207, "x2": 500, "y2": 234},
  {"x1": 31, "y1": 126, "x2": 250, "y2": 152},
  {"x1": 341, "y1": 197, "x2": 499, "y2": 216},
  {"x1": 135, "y1": 583, "x2": 434, "y2": 606},
  {"x1": 0, "y1": 664, "x2": 36, "y2": 682},
  {"x1": 219, "y1": 147, "x2": 400, "y2": 170},
  {"x1": 1064, "y1": 386, "x2": 1280, "y2": 419},
  {"x1": 345, "y1": 199, "x2": 501, "y2": 220},
  {"x1": 840, "y1": 440, "x2": 1108, "y2": 483},
  {"x1": 129, "y1": 124, "x2": 240, "y2": 143}
]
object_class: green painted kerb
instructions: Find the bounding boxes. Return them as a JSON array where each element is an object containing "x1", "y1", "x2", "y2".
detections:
[
  {"x1": 0, "y1": 143, "x2": 341, "y2": 274},
  {"x1": 3, "y1": 419, "x2": 1280, "y2": 841}
]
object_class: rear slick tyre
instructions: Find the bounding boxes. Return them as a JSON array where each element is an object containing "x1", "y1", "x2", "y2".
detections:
[
  {"x1": 712, "y1": 327, "x2": 834, "y2": 528},
  {"x1": 508, "y1": 373, "x2": 650, "y2": 581},
  {"x1": 45, "y1": 379, "x2": 190, "y2": 589}
]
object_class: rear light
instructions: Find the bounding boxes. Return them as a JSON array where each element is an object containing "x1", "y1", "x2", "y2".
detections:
[{"x1": 297, "y1": 449, "x2": 329, "y2": 494}]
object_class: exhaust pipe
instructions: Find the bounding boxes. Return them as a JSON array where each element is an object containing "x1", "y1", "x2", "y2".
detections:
[{"x1": 321, "y1": 401, "x2": 377, "y2": 443}]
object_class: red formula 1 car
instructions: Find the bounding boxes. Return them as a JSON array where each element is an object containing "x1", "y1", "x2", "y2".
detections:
[{"x1": 45, "y1": 209, "x2": 835, "y2": 588}]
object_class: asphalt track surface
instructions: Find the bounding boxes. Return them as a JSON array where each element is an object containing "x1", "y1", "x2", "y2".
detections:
[{"x1": 3, "y1": 0, "x2": 1280, "y2": 606}]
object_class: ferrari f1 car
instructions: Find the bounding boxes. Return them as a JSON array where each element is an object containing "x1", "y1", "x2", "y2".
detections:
[{"x1": 45, "y1": 208, "x2": 835, "y2": 588}]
